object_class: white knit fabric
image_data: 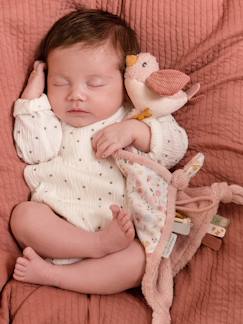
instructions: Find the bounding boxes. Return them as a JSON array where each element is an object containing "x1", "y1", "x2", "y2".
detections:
[{"x1": 13, "y1": 94, "x2": 188, "y2": 232}]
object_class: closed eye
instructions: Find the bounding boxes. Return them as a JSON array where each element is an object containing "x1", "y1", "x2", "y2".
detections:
[
  {"x1": 53, "y1": 82, "x2": 69, "y2": 86},
  {"x1": 87, "y1": 82, "x2": 106, "y2": 88},
  {"x1": 50, "y1": 76, "x2": 69, "y2": 87}
]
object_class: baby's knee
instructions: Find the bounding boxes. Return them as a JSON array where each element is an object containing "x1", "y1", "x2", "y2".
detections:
[{"x1": 10, "y1": 201, "x2": 40, "y2": 236}]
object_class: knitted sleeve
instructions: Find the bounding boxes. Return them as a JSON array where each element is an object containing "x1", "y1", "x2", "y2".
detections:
[
  {"x1": 13, "y1": 94, "x2": 62, "y2": 164},
  {"x1": 143, "y1": 115, "x2": 188, "y2": 169}
]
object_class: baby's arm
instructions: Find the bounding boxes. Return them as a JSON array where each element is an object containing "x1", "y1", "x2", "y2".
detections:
[
  {"x1": 92, "y1": 115, "x2": 187, "y2": 168},
  {"x1": 14, "y1": 62, "x2": 62, "y2": 164},
  {"x1": 92, "y1": 119, "x2": 150, "y2": 158},
  {"x1": 21, "y1": 61, "x2": 46, "y2": 100},
  {"x1": 144, "y1": 114, "x2": 188, "y2": 169}
]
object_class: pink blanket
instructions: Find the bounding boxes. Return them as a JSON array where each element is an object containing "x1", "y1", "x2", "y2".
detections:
[{"x1": 115, "y1": 149, "x2": 243, "y2": 323}]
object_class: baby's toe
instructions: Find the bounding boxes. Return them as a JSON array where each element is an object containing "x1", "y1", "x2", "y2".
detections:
[
  {"x1": 14, "y1": 267, "x2": 24, "y2": 275},
  {"x1": 14, "y1": 266, "x2": 25, "y2": 277},
  {"x1": 16, "y1": 257, "x2": 29, "y2": 266},
  {"x1": 13, "y1": 272, "x2": 25, "y2": 281},
  {"x1": 15, "y1": 263, "x2": 27, "y2": 271},
  {"x1": 23, "y1": 247, "x2": 37, "y2": 260}
]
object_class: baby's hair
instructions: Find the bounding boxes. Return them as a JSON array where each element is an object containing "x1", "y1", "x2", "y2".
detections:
[{"x1": 39, "y1": 8, "x2": 140, "y2": 72}]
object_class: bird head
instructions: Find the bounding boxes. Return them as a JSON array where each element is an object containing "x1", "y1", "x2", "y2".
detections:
[{"x1": 124, "y1": 52, "x2": 159, "y2": 82}]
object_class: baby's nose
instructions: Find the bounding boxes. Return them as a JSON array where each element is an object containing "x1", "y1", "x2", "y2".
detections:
[{"x1": 67, "y1": 86, "x2": 87, "y2": 101}]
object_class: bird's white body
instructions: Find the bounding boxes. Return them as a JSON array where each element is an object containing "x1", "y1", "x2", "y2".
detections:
[{"x1": 125, "y1": 78, "x2": 188, "y2": 117}]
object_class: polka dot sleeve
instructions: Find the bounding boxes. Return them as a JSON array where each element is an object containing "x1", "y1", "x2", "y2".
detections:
[
  {"x1": 143, "y1": 115, "x2": 188, "y2": 169},
  {"x1": 13, "y1": 94, "x2": 62, "y2": 164}
]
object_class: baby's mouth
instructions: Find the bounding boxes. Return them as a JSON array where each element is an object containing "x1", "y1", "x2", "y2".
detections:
[{"x1": 67, "y1": 108, "x2": 89, "y2": 113}]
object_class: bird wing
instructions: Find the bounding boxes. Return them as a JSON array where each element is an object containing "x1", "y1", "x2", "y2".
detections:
[{"x1": 145, "y1": 69, "x2": 190, "y2": 96}]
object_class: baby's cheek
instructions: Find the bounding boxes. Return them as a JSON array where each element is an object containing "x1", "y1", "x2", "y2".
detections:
[{"x1": 48, "y1": 96, "x2": 63, "y2": 118}]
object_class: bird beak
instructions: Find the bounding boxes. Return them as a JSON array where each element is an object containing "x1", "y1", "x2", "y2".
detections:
[{"x1": 126, "y1": 55, "x2": 138, "y2": 67}]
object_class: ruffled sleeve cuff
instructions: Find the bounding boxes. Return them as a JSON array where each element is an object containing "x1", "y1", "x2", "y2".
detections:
[{"x1": 13, "y1": 94, "x2": 51, "y2": 117}]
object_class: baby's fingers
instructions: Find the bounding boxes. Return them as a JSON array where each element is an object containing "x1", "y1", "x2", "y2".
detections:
[
  {"x1": 92, "y1": 130, "x2": 103, "y2": 152},
  {"x1": 28, "y1": 61, "x2": 46, "y2": 82},
  {"x1": 33, "y1": 61, "x2": 40, "y2": 71},
  {"x1": 21, "y1": 61, "x2": 46, "y2": 99},
  {"x1": 98, "y1": 143, "x2": 121, "y2": 159},
  {"x1": 95, "y1": 140, "x2": 112, "y2": 158},
  {"x1": 33, "y1": 61, "x2": 46, "y2": 73}
]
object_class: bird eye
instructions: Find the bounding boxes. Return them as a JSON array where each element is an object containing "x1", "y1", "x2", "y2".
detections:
[{"x1": 142, "y1": 62, "x2": 148, "y2": 67}]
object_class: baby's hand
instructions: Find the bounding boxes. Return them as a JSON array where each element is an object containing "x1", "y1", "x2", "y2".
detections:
[
  {"x1": 21, "y1": 61, "x2": 46, "y2": 99},
  {"x1": 92, "y1": 121, "x2": 134, "y2": 159}
]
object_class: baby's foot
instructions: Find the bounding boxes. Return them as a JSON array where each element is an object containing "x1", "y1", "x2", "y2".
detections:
[
  {"x1": 98, "y1": 205, "x2": 135, "y2": 256},
  {"x1": 21, "y1": 61, "x2": 46, "y2": 99},
  {"x1": 13, "y1": 247, "x2": 57, "y2": 286}
]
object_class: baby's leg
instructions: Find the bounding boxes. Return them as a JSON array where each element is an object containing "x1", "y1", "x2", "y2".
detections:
[
  {"x1": 10, "y1": 201, "x2": 135, "y2": 259},
  {"x1": 13, "y1": 240, "x2": 145, "y2": 294}
]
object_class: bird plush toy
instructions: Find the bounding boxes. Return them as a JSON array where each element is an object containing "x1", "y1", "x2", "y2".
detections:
[{"x1": 124, "y1": 52, "x2": 200, "y2": 120}]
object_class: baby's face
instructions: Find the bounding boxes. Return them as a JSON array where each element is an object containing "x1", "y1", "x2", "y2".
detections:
[{"x1": 47, "y1": 41, "x2": 124, "y2": 127}]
